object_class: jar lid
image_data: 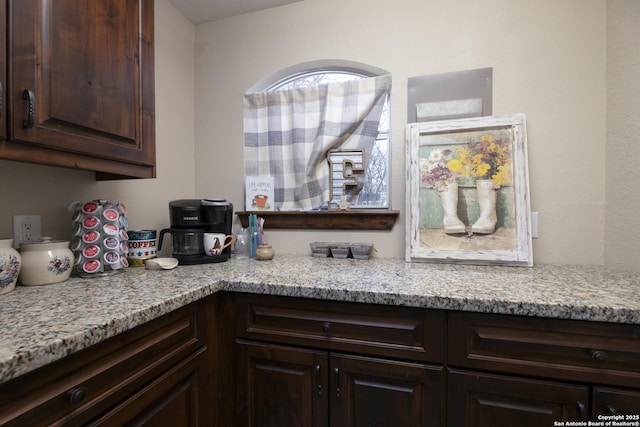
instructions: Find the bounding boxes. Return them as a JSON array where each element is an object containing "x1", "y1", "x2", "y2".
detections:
[{"x1": 20, "y1": 237, "x2": 70, "y2": 250}]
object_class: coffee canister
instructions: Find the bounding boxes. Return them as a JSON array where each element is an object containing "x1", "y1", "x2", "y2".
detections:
[{"x1": 127, "y1": 230, "x2": 157, "y2": 267}]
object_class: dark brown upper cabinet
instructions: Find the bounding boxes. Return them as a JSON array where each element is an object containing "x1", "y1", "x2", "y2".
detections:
[
  {"x1": 0, "y1": 0, "x2": 6, "y2": 141},
  {"x1": 1, "y1": 0, "x2": 155, "y2": 179}
]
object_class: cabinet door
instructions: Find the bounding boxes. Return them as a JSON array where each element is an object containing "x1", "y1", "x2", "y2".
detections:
[
  {"x1": 6, "y1": 0, "x2": 155, "y2": 178},
  {"x1": 448, "y1": 369, "x2": 589, "y2": 426},
  {"x1": 0, "y1": 0, "x2": 6, "y2": 140},
  {"x1": 236, "y1": 340, "x2": 329, "y2": 427},
  {"x1": 331, "y1": 353, "x2": 444, "y2": 427},
  {"x1": 593, "y1": 387, "x2": 640, "y2": 418}
]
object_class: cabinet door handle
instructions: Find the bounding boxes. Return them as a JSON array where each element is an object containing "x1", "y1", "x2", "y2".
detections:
[
  {"x1": 315, "y1": 364, "x2": 322, "y2": 396},
  {"x1": 67, "y1": 386, "x2": 88, "y2": 405},
  {"x1": 605, "y1": 405, "x2": 619, "y2": 415},
  {"x1": 577, "y1": 401, "x2": 587, "y2": 420},
  {"x1": 334, "y1": 367, "x2": 340, "y2": 399},
  {"x1": 22, "y1": 89, "x2": 35, "y2": 129}
]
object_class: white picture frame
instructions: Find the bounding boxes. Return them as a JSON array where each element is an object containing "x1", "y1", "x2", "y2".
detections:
[{"x1": 406, "y1": 114, "x2": 533, "y2": 267}]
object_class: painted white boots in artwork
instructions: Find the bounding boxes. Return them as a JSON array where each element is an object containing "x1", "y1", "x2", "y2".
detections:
[
  {"x1": 471, "y1": 179, "x2": 498, "y2": 234},
  {"x1": 438, "y1": 179, "x2": 498, "y2": 235},
  {"x1": 438, "y1": 182, "x2": 466, "y2": 234}
]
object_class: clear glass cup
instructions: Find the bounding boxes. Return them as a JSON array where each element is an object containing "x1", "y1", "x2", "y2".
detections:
[{"x1": 234, "y1": 228, "x2": 250, "y2": 260}]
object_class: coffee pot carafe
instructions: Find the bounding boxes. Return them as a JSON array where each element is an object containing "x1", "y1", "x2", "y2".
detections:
[{"x1": 158, "y1": 199, "x2": 233, "y2": 264}]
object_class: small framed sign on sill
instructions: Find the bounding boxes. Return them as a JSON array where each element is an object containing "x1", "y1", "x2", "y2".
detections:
[{"x1": 245, "y1": 176, "x2": 274, "y2": 211}]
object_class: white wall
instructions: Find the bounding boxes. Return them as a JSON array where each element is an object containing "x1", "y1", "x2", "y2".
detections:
[
  {"x1": 0, "y1": 0, "x2": 196, "y2": 249},
  {"x1": 194, "y1": 0, "x2": 611, "y2": 265},
  {"x1": 605, "y1": 0, "x2": 640, "y2": 273},
  {"x1": 2, "y1": 0, "x2": 637, "y2": 271}
]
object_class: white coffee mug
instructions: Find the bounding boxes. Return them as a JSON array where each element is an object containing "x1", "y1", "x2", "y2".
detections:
[{"x1": 203, "y1": 233, "x2": 234, "y2": 256}]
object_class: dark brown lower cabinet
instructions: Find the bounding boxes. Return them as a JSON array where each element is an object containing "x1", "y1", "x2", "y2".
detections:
[
  {"x1": 6, "y1": 293, "x2": 637, "y2": 427},
  {"x1": 236, "y1": 340, "x2": 443, "y2": 427},
  {"x1": 448, "y1": 311, "x2": 640, "y2": 425},
  {"x1": 89, "y1": 348, "x2": 209, "y2": 426},
  {"x1": 592, "y1": 386, "x2": 640, "y2": 417},
  {"x1": 447, "y1": 370, "x2": 589, "y2": 426},
  {"x1": 0, "y1": 298, "x2": 214, "y2": 426}
]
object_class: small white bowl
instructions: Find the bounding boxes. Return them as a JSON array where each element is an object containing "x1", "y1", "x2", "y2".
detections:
[{"x1": 144, "y1": 257, "x2": 179, "y2": 270}]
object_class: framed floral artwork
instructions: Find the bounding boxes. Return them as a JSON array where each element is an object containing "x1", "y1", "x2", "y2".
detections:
[{"x1": 405, "y1": 114, "x2": 533, "y2": 266}]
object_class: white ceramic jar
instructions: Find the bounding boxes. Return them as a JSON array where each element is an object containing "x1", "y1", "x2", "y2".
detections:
[
  {"x1": 19, "y1": 238, "x2": 74, "y2": 286},
  {"x1": 0, "y1": 238, "x2": 21, "y2": 294}
]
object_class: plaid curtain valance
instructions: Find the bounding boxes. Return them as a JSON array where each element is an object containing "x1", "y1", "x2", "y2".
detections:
[{"x1": 243, "y1": 74, "x2": 392, "y2": 211}]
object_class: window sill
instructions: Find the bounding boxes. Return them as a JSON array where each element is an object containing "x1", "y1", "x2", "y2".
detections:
[{"x1": 236, "y1": 210, "x2": 399, "y2": 230}]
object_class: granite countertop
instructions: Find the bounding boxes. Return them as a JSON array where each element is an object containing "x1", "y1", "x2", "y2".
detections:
[{"x1": 1, "y1": 254, "x2": 639, "y2": 385}]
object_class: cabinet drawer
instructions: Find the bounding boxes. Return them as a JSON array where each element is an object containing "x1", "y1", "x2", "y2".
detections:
[
  {"x1": 0, "y1": 300, "x2": 207, "y2": 427},
  {"x1": 592, "y1": 386, "x2": 640, "y2": 417},
  {"x1": 448, "y1": 312, "x2": 640, "y2": 388},
  {"x1": 235, "y1": 294, "x2": 444, "y2": 362},
  {"x1": 89, "y1": 347, "x2": 209, "y2": 426}
]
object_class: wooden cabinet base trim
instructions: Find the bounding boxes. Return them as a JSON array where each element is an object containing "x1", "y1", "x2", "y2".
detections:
[{"x1": 0, "y1": 140, "x2": 155, "y2": 179}]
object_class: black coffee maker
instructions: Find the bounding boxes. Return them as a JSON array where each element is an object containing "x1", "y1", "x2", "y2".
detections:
[{"x1": 158, "y1": 199, "x2": 233, "y2": 264}]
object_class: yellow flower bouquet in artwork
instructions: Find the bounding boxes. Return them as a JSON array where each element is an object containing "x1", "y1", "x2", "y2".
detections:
[{"x1": 447, "y1": 135, "x2": 512, "y2": 186}]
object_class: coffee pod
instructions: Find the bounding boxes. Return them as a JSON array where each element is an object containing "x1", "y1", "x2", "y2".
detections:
[
  {"x1": 82, "y1": 245, "x2": 100, "y2": 259},
  {"x1": 82, "y1": 259, "x2": 101, "y2": 274},
  {"x1": 103, "y1": 208, "x2": 119, "y2": 222},
  {"x1": 82, "y1": 201, "x2": 100, "y2": 215},
  {"x1": 82, "y1": 230, "x2": 100, "y2": 244},
  {"x1": 82, "y1": 216, "x2": 100, "y2": 230}
]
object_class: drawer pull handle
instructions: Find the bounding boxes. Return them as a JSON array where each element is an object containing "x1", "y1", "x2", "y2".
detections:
[
  {"x1": 322, "y1": 322, "x2": 331, "y2": 333},
  {"x1": 591, "y1": 350, "x2": 608, "y2": 364},
  {"x1": 67, "y1": 386, "x2": 88, "y2": 405}
]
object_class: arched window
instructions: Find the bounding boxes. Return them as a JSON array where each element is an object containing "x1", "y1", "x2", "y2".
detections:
[{"x1": 244, "y1": 62, "x2": 391, "y2": 210}]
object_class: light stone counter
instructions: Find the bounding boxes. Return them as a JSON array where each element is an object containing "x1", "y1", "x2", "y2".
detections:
[{"x1": 1, "y1": 255, "x2": 639, "y2": 384}]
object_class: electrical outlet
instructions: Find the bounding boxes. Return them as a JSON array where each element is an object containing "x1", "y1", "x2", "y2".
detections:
[{"x1": 12, "y1": 215, "x2": 42, "y2": 248}]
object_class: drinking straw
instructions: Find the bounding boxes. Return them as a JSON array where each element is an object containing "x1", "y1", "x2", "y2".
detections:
[
  {"x1": 249, "y1": 214, "x2": 257, "y2": 258},
  {"x1": 258, "y1": 217, "x2": 264, "y2": 245}
]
